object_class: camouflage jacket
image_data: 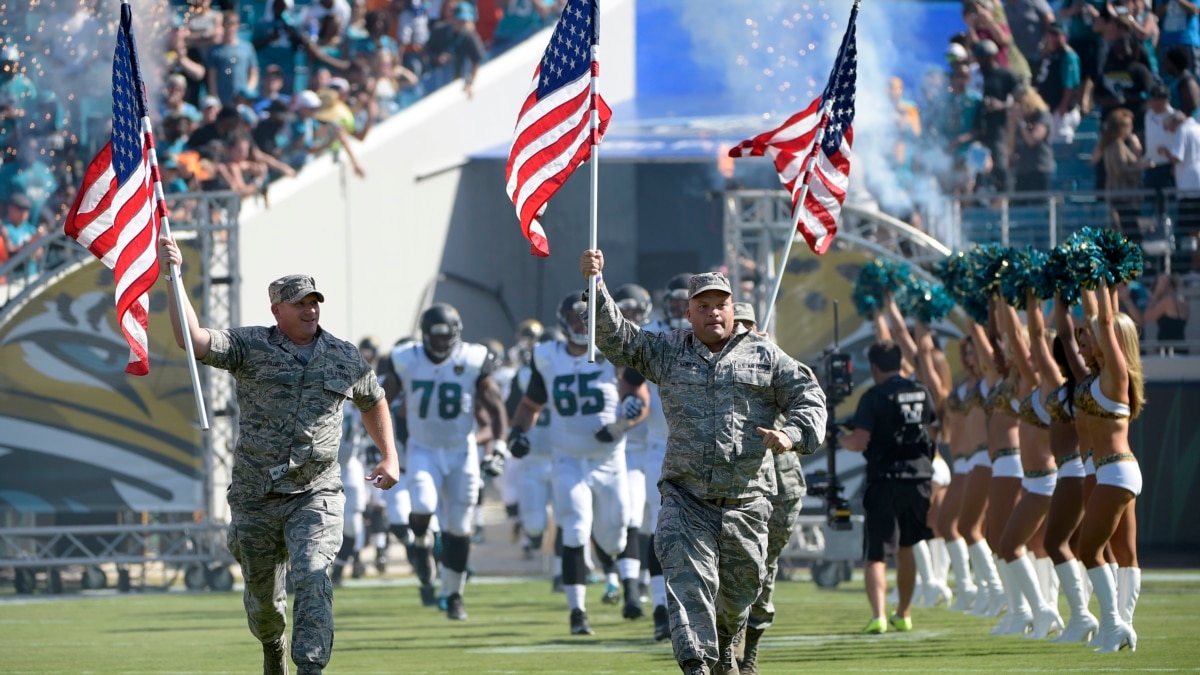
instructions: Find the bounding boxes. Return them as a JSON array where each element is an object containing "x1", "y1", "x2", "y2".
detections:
[
  {"x1": 772, "y1": 449, "x2": 807, "y2": 502},
  {"x1": 203, "y1": 326, "x2": 384, "y2": 502},
  {"x1": 592, "y1": 283, "x2": 827, "y2": 500}
]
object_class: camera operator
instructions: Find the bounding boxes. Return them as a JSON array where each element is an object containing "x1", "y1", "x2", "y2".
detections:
[{"x1": 838, "y1": 340, "x2": 937, "y2": 634}]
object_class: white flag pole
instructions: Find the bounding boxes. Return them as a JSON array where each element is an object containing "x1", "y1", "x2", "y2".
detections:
[{"x1": 586, "y1": 12, "x2": 601, "y2": 363}]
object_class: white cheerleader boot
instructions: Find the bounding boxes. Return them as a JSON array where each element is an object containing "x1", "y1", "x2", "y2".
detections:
[
  {"x1": 967, "y1": 541, "x2": 1003, "y2": 617},
  {"x1": 913, "y1": 540, "x2": 952, "y2": 607},
  {"x1": 1088, "y1": 565, "x2": 1137, "y2": 653},
  {"x1": 1051, "y1": 560, "x2": 1098, "y2": 644},
  {"x1": 991, "y1": 560, "x2": 1032, "y2": 635},
  {"x1": 1007, "y1": 554, "x2": 1064, "y2": 639},
  {"x1": 946, "y1": 538, "x2": 977, "y2": 611},
  {"x1": 1117, "y1": 567, "x2": 1141, "y2": 626}
]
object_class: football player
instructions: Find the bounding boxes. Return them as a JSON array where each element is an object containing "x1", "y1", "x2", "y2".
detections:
[
  {"x1": 387, "y1": 304, "x2": 508, "y2": 620},
  {"x1": 507, "y1": 291, "x2": 649, "y2": 635}
]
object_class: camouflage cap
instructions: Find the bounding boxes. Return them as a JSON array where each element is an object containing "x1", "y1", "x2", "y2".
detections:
[
  {"x1": 733, "y1": 302, "x2": 757, "y2": 326},
  {"x1": 268, "y1": 274, "x2": 325, "y2": 304},
  {"x1": 688, "y1": 271, "x2": 732, "y2": 299}
]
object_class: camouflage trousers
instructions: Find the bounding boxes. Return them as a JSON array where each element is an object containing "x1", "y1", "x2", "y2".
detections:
[
  {"x1": 748, "y1": 496, "x2": 803, "y2": 631},
  {"x1": 228, "y1": 487, "x2": 345, "y2": 672},
  {"x1": 655, "y1": 481, "x2": 770, "y2": 671}
]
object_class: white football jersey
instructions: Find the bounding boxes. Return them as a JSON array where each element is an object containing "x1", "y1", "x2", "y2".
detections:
[
  {"x1": 532, "y1": 340, "x2": 622, "y2": 458},
  {"x1": 391, "y1": 341, "x2": 490, "y2": 449},
  {"x1": 641, "y1": 319, "x2": 670, "y2": 444}
]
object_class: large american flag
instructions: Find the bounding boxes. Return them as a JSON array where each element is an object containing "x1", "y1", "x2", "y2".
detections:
[
  {"x1": 729, "y1": 1, "x2": 859, "y2": 255},
  {"x1": 64, "y1": 2, "x2": 165, "y2": 375},
  {"x1": 506, "y1": 0, "x2": 611, "y2": 257}
]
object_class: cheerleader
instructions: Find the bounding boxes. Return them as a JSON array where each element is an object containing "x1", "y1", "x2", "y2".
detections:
[{"x1": 1074, "y1": 283, "x2": 1143, "y2": 652}]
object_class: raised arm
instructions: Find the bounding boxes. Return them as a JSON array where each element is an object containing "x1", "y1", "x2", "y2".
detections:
[
  {"x1": 581, "y1": 249, "x2": 668, "y2": 381},
  {"x1": 968, "y1": 317, "x2": 997, "y2": 381},
  {"x1": 1093, "y1": 280, "x2": 1130, "y2": 400},
  {"x1": 1026, "y1": 291, "x2": 1065, "y2": 388},
  {"x1": 158, "y1": 234, "x2": 211, "y2": 359},
  {"x1": 999, "y1": 301, "x2": 1038, "y2": 390},
  {"x1": 913, "y1": 321, "x2": 947, "y2": 409},
  {"x1": 885, "y1": 293, "x2": 919, "y2": 371},
  {"x1": 1054, "y1": 293, "x2": 1090, "y2": 379}
]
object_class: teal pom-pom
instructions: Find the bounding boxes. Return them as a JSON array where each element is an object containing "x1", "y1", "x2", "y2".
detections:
[
  {"x1": 1091, "y1": 228, "x2": 1144, "y2": 285},
  {"x1": 901, "y1": 278, "x2": 957, "y2": 324},
  {"x1": 852, "y1": 258, "x2": 913, "y2": 318},
  {"x1": 998, "y1": 248, "x2": 1050, "y2": 308}
]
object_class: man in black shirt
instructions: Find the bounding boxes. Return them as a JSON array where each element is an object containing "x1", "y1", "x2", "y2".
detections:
[
  {"x1": 839, "y1": 341, "x2": 936, "y2": 635},
  {"x1": 976, "y1": 39, "x2": 1023, "y2": 194}
]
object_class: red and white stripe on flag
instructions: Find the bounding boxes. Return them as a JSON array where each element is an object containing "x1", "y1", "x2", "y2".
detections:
[
  {"x1": 505, "y1": 0, "x2": 610, "y2": 257},
  {"x1": 63, "y1": 3, "x2": 162, "y2": 375}
]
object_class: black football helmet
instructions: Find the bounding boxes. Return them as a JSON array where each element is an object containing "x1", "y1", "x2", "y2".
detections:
[
  {"x1": 420, "y1": 303, "x2": 462, "y2": 362},
  {"x1": 612, "y1": 283, "x2": 652, "y2": 326},
  {"x1": 664, "y1": 273, "x2": 692, "y2": 329},
  {"x1": 558, "y1": 290, "x2": 589, "y2": 347}
]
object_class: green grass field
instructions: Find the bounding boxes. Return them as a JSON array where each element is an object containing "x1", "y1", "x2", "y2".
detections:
[{"x1": 2, "y1": 571, "x2": 1197, "y2": 674}]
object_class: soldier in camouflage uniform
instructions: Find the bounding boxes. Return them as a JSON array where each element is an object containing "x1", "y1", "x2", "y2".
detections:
[
  {"x1": 580, "y1": 250, "x2": 826, "y2": 675},
  {"x1": 730, "y1": 303, "x2": 807, "y2": 675},
  {"x1": 160, "y1": 236, "x2": 401, "y2": 675}
]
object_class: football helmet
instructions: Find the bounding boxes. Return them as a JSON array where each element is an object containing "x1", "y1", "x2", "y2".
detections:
[
  {"x1": 612, "y1": 283, "x2": 652, "y2": 326},
  {"x1": 558, "y1": 290, "x2": 589, "y2": 347},
  {"x1": 420, "y1": 303, "x2": 462, "y2": 362},
  {"x1": 664, "y1": 273, "x2": 693, "y2": 330}
]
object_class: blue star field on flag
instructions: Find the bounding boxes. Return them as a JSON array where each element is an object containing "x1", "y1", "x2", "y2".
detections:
[
  {"x1": 537, "y1": 0, "x2": 597, "y2": 99},
  {"x1": 817, "y1": 6, "x2": 857, "y2": 157},
  {"x1": 111, "y1": 4, "x2": 149, "y2": 184}
]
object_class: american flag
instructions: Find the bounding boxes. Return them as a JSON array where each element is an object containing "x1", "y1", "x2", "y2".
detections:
[
  {"x1": 729, "y1": 1, "x2": 859, "y2": 255},
  {"x1": 64, "y1": 2, "x2": 165, "y2": 375},
  {"x1": 505, "y1": 0, "x2": 611, "y2": 257}
]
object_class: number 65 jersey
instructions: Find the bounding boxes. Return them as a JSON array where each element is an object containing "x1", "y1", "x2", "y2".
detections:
[
  {"x1": 391, "y1": 341, "x2": 492, "y2": 450},
  {"x1": 531, "y1": 341, "x2": 622, "y2": 459}
]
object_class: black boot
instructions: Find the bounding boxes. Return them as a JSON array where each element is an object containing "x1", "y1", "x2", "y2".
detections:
[{"x1": 738, "y1": 626, "x2": 764, "y2": 675}]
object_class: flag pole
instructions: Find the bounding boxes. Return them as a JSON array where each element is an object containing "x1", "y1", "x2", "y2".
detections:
[
  {"x1": 761, "y1": 100, "x2": 835, "y2": 333},
  {"x1": 126, "y1": 0, "x2": 208, "y2": 429},
  {"x1": 586, "y1": 11, "x2": 601, "y2": 363},
  {"x1": 147, "y1": 122, "x2": 210, "y2": 430}
]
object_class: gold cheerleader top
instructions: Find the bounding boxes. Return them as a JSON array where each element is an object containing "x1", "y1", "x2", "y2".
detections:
[
  {"x1": 946, "y1": 380, "x2": 970, "y2": 414},
  {"x1": 984, "y1": 376, "x2": 1020, "y2": 418},
  {"x1": 1074, "y1": 373, "x2": 1131, "y2": 420},
  {"x1": 1044, "y1": 383, "x2": 1074, "y2": 424},
  {"x1": 1017, "y1": 386, "x2": 1052, "y2": 429}
]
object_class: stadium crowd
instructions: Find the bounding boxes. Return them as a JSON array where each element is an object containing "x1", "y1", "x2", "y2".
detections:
[{"x1": 0, "y1": 0, "x2": 566, "y2": 276}]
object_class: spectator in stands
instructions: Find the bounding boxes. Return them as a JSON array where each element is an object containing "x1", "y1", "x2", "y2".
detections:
[
  {"x1": 161, "y1": 74, "x2": 203, "y2": 124},
  {"x1": 1003, "y1": 0, "x2": 1056, "y2": 75},
  {"x1": 948, "y1": 35, "x2": 984, "y2": 96},
  {"x1": 0, "y1": 136, "x2": 58, "y2": 228},
  {"x1": 889, "y1": 77, "x2": 922, "y2": 187},
  {"x1": 206, "y1": 11, "x2": 260, "y2": 108},
  {"x1": 310, "y1": 66, "x2": 334, "y2": 94},
  {"x1": 208, "y1": 133, "x2": 270, "y2": 198},
  {"x1": 1116, "y1": 0, "x2": 1161, "y2": 75},
  {"x1": 302, "y1": 0, "x2": 354, "y2": 35},
  {"x1": 165, "y1": 24, "x2": 207, "y2": 107},
  {"x1": 0, "y1": 45, "x2": 37, "y2": 113},
  {"x1": 492, "y1": 0, "x2": 561, "y2": 53},
  {"x1": 350, "y1": 10, "x2": 401, "y2": 62},
  {"x1": 1162, "y1": 45, "x2": 1200, "y2": 117},
  {"x1": 1155, "y1": 0, "x2": 1200, "y2": 74},
  {"x1": 0, "y1": 96, "x2": 20, "y2": 163},
  {"x1": 301, "y1": 13, "x2": 354, "y2": 75},
  {"x1": 427, "y1": 1, "x2": 486, "y2": 98},
  {"x1": 311, "y1": 90, "x2": 366, "y2": 177},
  {"x1": 182, "y1": 0, "x2": 223, "y2": 51},
  {"x1": 397, "y1": 0, "x2": 434, "y2": 78},
  {"x1": 1142, "y1": 83, "x2": 1177, "y2": 196},
  {"x1": 1036, "y1": 21, "x2": 1082, "y2": 144},
  {"x1": 964, "y1": 0, "x2": 1033, "y2": 82},
  {"x1": 287, "y1": 89, "x2": 331, "y2": 167},
  {"x1": 1140, "y1": 273, "x2": 1190, "y2": 351},
  {"x1": 1096, "y1": 34, "x2": 1157, "y2": 135},
  {"x1": 366, "y1": 49, "x2": 419, "y2": 114},
  {"x1": 252, "y1": 99, "x2": 296, "y2": 165},
  {"x1": 252, "y1": 0, "x2": 305, "y2": 94},
  {"x1": 1, "y1": 192, "x2": 42, "y2": 277},
  {"x1": 1010, "y1": 88, "x2": 1056, "y2": 193},
  {"x1": 937, "y1": 62, "x2": 983, "y2": 195},
  {"x1": 1060, "y1": 0, "x2": 1106, "y2": 114},
  {"x1": 254, "y1": 64, "x2": 293, "y2": 118},
  {"x1": 199, "y1": 94, "x2": 223, "y2": 125},
  {"x1": 1093, "y1": 107, "x2": 1145, "y2": 240},
  {"x1": 975, "y1": 39, "x2": 1022, "y2": 194},
  {"x1": 1164, "y1": 109, "x2": 1200, "y2": 271}
]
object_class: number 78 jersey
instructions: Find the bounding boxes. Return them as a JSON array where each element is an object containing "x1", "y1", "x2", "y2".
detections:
[
  {"x1": 391, "y1": 341, "x2": 491, "y2": 449},
  {"x1": 532, "y1": 341, "x2": 622, "y2": 458}
]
